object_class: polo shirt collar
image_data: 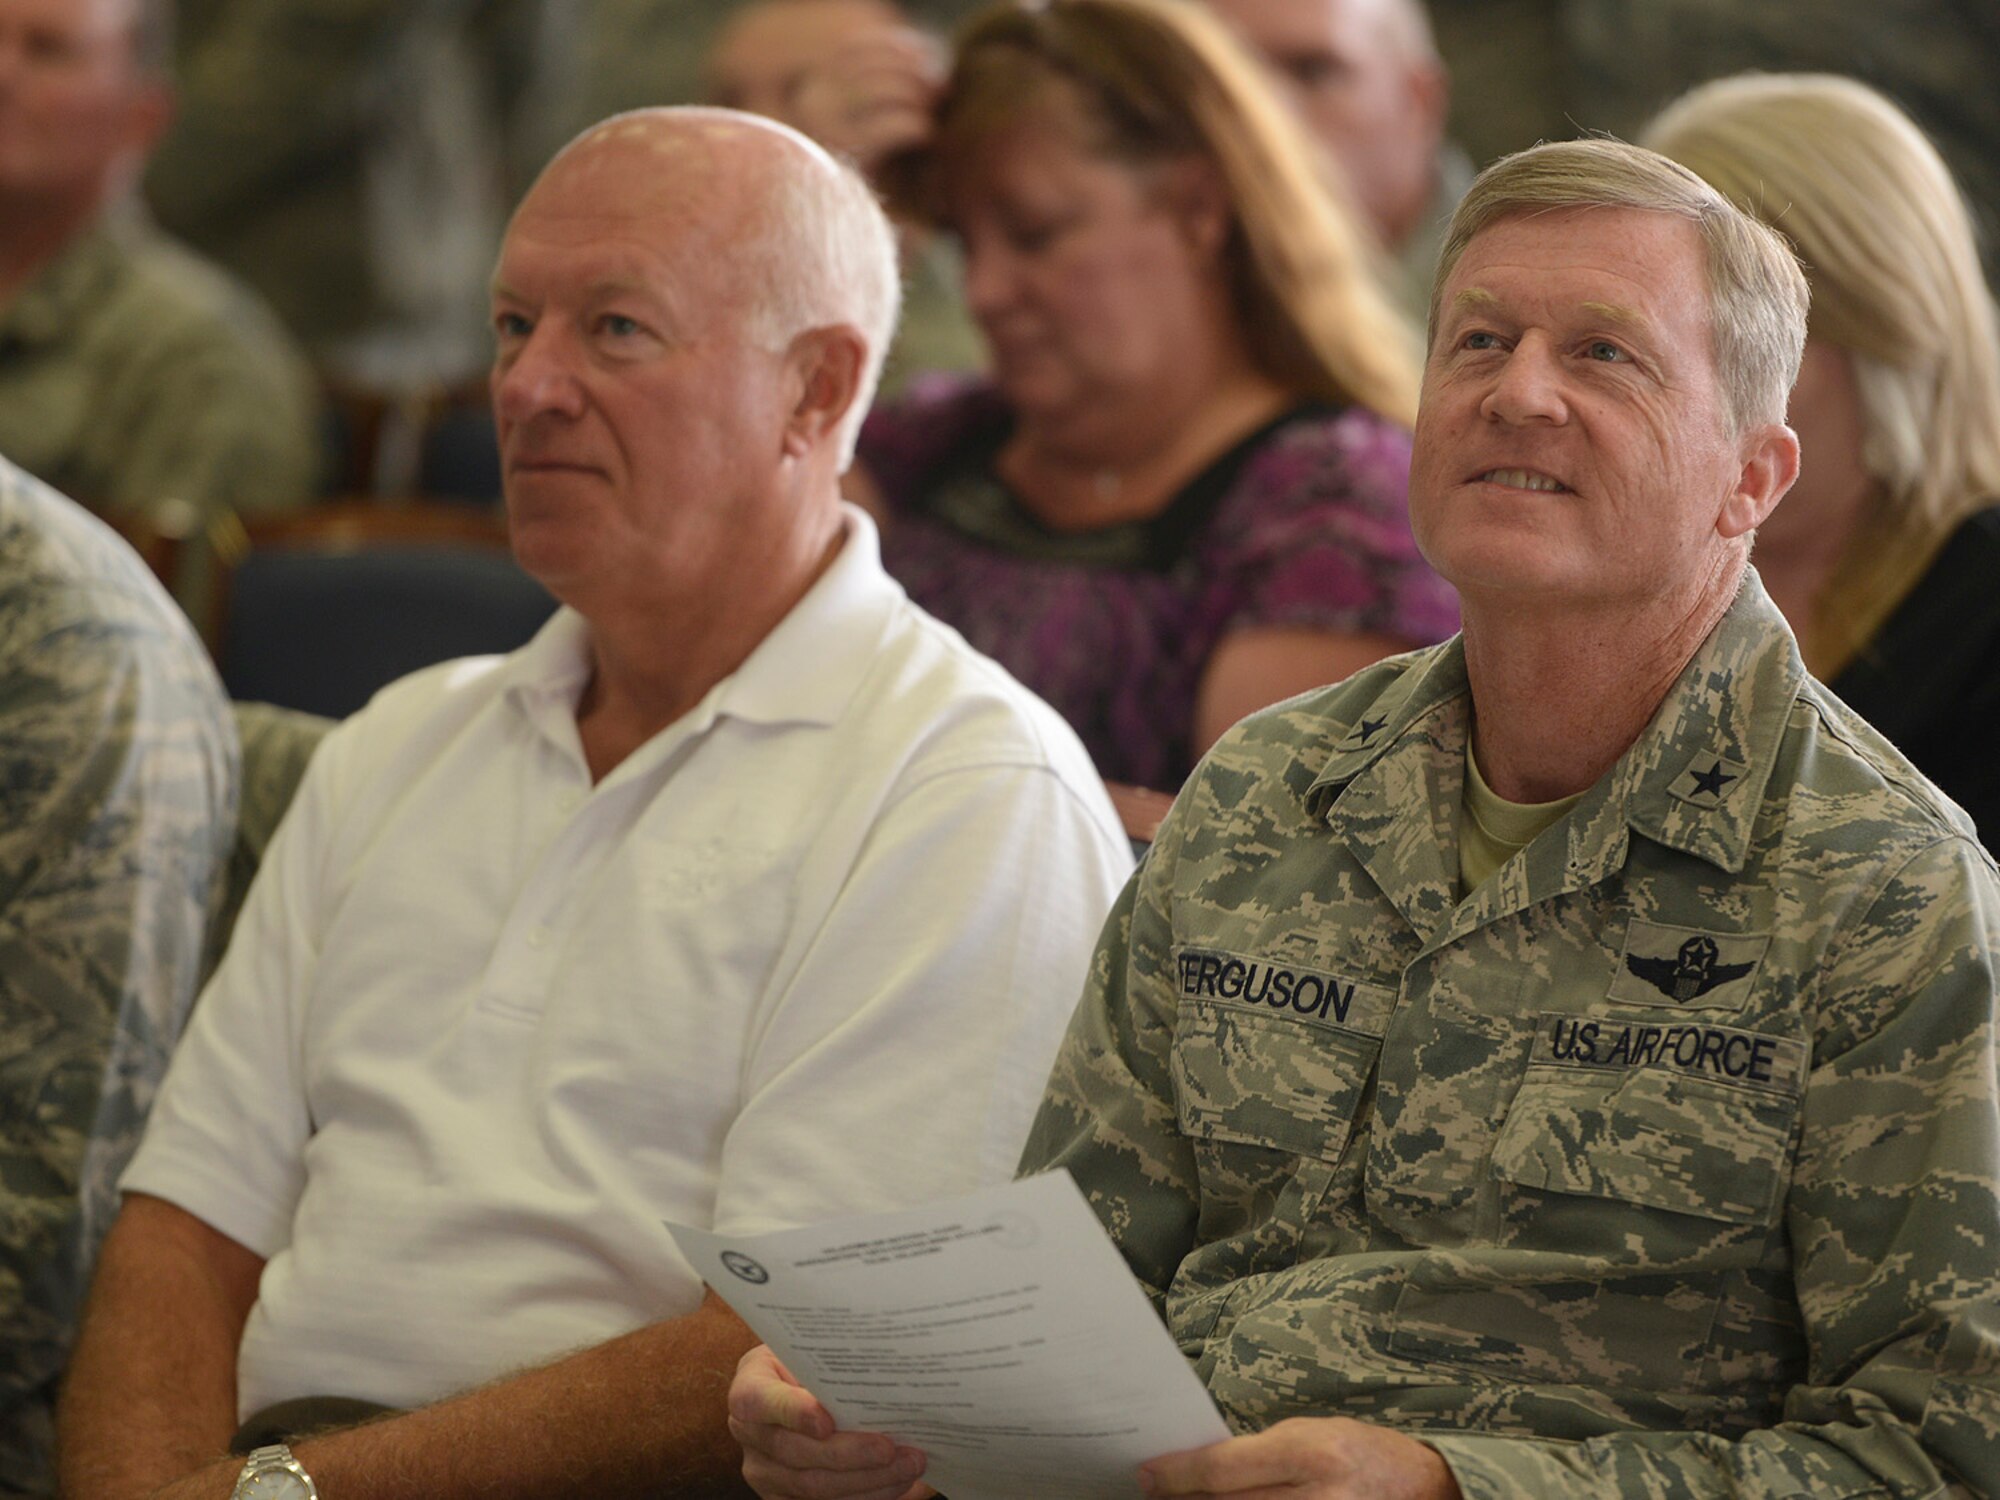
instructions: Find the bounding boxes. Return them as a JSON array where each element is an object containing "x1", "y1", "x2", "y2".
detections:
[{"x1": 497, "y1": 502, "x2": 900, "y2": 741}]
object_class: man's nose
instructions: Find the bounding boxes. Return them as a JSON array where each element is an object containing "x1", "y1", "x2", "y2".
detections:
[
  {"x1": 492, "y1": 326, "x2": 585, "y2": 425},
  {"x1": 1478, "y1": 337, "x2": 1569, "y2": 426}
]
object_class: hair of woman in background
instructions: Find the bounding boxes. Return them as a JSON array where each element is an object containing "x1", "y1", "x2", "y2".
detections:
[
  {"x1": 1646, "y1": 71, "x2": 2000, "y2": 846},
  {"x1": 856, "y1": 0, "x2": 1457, "y2": 804}
]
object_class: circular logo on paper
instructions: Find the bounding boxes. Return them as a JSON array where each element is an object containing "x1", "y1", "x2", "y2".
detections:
[{"x1": 720, "y1": 1251, "x2": 770, "y2": 1284}]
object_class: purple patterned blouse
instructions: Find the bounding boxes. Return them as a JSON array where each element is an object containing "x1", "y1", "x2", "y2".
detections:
[{"x1": 859, "y1": 378, "x2": 1460, "y2": 790}]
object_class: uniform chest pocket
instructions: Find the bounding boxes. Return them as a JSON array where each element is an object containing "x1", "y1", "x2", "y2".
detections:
[
  {"x1": 1492, "y1": 1063, "x2": 1799, "y2": 1228},
  {"x1": 1172, "y1": 1001, "x2": 1381, "y2": 1164}
]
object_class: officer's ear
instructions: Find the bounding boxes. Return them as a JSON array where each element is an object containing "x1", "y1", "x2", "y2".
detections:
[
  {"x1": 780, "y1": 324, "x2": 867, "y2": 460},
  {"x1": 1718, "y1": 421, "x2": 1800, "y2": 539}
]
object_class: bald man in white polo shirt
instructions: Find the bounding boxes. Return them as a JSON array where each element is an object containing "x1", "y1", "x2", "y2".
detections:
[{"x1": 58, "y1": 108, "x2": 1130, "y2": 1500}]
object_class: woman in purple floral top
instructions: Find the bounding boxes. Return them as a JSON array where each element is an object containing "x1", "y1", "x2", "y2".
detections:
[
  {"x1": 862, "y1": 377, "x2": 1457, "y2": 790},
  {"x1": 845, "y1": 0, "x2": 1456, "y2": 802}
]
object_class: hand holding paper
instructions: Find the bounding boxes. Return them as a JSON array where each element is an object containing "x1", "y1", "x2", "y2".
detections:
[{"x1": 671, "y1": 1171, "x2": 1229, "y2": 1500}]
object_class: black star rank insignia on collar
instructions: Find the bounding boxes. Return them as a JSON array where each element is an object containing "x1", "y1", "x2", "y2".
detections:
[
  {"x1": 1669, "y1": 752, "x2": 1750, "y2": 809},
  {"x1": 1351, "y1": 716, "x2": 1388, "y2": 746}
]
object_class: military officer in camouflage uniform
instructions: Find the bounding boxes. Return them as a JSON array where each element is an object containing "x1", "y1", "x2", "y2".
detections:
[
  {"x1": 0, "y1": 458, "x2": 236, "y2": 1498},
  {"x1": 729, "y1": 137, "x2": 2000, "y2": 1498},
  {"x1": 0, "y1": 0, "x2": 318, "y2": 612}
]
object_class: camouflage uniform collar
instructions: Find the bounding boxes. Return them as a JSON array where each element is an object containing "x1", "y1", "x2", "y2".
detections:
[
  {"x1": 1305, "y1": 637, "x2": 1472, "y2": 810},
  {"x1": 1598, "y1": 568, "x2": 1803, "y2": 876},
  {"x1": 1301, "y1": 573, "x2": 1803, "y2": 944},
  {"x1": 0, "y1": 216, "x2": 129, "y2": 350},
  {"x1": 1305, "y1": 641, "x2": 1472, "y2": 943}
]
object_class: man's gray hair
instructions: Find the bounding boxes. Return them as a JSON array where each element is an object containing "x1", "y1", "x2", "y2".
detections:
[
  {"x1": 736, "y1": 140, "x2": 903, "y2": 469},
  {"x1": 1429, "y1": 137, "x2": 1809, "y2": 434}
]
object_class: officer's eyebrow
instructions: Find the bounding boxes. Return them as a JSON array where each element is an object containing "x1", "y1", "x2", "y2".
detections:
[
  {"x1": 1582, "y1": 299, "x2": 1648, "y2": 328},
  {"x1": 1448, "y1": 288, "x2": 1499, "y2": 316}
]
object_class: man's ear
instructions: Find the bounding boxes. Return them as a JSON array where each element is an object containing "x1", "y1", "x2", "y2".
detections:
[
  {"x1": 780, "y1": 325, "x2": 868, "y2": 460},
  {"x1": 1718, "y1": 421, "x2": 1801, "y2": 539}
]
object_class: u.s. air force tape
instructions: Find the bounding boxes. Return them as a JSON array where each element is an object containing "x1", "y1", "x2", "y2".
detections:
[
  {"x1": 1174, "y1": 947, "x2": 1397, "y2": 1037},
  {"x1": 1530, "y1": 1011, "x2": 1806, "y2": 1095}
]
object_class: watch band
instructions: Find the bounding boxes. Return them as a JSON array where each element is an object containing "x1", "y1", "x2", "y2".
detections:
[{"x1": 232, "y1": 1442, "x2": 320, "y2": 1500}]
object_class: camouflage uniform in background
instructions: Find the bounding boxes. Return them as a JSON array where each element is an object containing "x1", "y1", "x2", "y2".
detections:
[
  {"x1": 212, "y1": 703, "x2": 335, "y2": 977},
  {"x1": 1022, "y1": 572, "x2": 2000, "y2": 1496},
  {"x1": 0, "y1": 210, "x2": 319, "y2": 611},
  {"x1": 147, "y1": 0, "x2": 565, "y2": 382},
  {"x1": 0, "y1": 462, "x2": 237, "y2": 1497}
]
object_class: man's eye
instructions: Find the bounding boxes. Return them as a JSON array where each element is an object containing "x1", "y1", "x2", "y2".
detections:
[
  {"x1": 494, "y1": 312, "x2": 531, "y2": 338},
  {"x1": 600, "y1": 314, "x2": 642, "y2": 337},
  {"x1": 1462, "y1": 331, "x2": 1502, "y2": 351},
  {"x1": 1586, "y1": 339, "x2": 1627, "y2": 362}
]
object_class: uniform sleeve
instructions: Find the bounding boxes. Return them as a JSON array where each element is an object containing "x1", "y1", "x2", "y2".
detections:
[
  {"x1": 0, "y1": 573, "x2": 234, "y2": 1485},
  {"x1": 1427, "y1": 835, "x2": 2000, "y2": 1497},
  {"x1": 1017, "y1": 798, "x2": 1202, "y2": 1311},
  {"x1": 99, "y1": 318, "x2": 321, "y2": 531},
  {"x1": 1212, "y1": 412, "x2": 1458, "y2": 649},
  {"x1": 711, "y1": 762, "x2": 1133, "y2": 1235},
  {"x1": 118, "y1": 715, "x2": 357, "y2": 1262}
]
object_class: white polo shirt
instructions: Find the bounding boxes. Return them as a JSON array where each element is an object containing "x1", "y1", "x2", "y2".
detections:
[{"x1": 124, "y1": 508, "x2": 1131, "y2": 1416}]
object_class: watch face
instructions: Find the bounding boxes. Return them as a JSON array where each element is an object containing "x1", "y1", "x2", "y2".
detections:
[{"x1": 238, "y1": 1467, "x2": 313, "y2": 1500}]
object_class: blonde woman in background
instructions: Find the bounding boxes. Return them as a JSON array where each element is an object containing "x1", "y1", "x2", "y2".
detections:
[
  {"x1": 1647, "y1": 72, "x2": 2000, "y2": 846},
  {"x1": 854, "y1": 0, "x2": 1457, "y2": 808}
]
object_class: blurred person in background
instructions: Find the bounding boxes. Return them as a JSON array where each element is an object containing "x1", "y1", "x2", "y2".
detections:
[
  {"x1": 857, "y1": 0, "x2": 1457, "y2": 816},
  {"x1": 1648, "y1": 72, "x2": 2000, "y2": 847},
  {"x1": 0, "y1": 0, "x2": 316, "y2": 607},
  {"x1": 1204, "y1": 0, "x2": 1468, "y2": 317},
  {"x1": 146, "y1": 0, "x2": 566, "y2": 392},
  {"x1": 702, "y1": 0, "x2": 987, "y2": 389}
]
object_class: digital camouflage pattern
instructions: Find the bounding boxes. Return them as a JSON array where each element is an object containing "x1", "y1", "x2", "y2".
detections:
[
  {"x1": 1022, "y1": 572, "x2": 2000, "y2": 1497},
  {"x1": 0, "y1": 212, "x2": 318, "y2": 609},
  {"x1": 0, "y1": 462, "x2": 236, "y2": 1497},
  {"x1": 213, "y1": 703, "x2": 334, "y2": 974}
]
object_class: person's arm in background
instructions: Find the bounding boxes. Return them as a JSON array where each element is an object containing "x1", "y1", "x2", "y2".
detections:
[{"x1": 1191, "y1": 410, "x2": 1457, "y2": 758}]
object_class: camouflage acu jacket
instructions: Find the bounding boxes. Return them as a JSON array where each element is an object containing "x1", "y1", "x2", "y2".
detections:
[
  {"x1": 0, "y1": 462, "x2": 236, "y2": 1496},
  {"x1": 1022, "y1": 573, "x2": 2000, "y2": 1497}
]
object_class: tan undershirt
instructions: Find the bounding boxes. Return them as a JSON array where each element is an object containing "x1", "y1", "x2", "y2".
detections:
[{"x1": 1459, "y1": 741, "x2": 1585, "y2": 894}]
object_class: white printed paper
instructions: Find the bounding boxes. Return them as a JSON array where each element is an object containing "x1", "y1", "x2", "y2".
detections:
[{"x1": 669, "y1": 1171, "x2": 1229, "y2": 1500}]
